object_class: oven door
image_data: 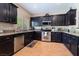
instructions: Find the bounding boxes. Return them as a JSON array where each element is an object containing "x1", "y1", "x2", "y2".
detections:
[{"x1": 42, "y1": 31, "x2": 51, "y2": 42}]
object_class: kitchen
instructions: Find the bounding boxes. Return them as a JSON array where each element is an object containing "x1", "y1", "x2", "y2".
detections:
[{"x1": 0, "y1": 3, "x2": 79, "y2": 56}]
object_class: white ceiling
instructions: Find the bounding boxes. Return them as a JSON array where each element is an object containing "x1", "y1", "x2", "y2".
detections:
[{"x1": 18, "y1": 3, "x2": 76, "y2": 17}]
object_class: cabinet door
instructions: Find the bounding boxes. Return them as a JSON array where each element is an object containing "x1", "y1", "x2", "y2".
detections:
[
  {"x1": 66, "y1": 9, "x2": 76, "y2": 25},
  {"x1": 0, "y1": 3, "x2": 17, "y2": 24},
  {"x1": 70, "y1": 14, "x2": 76, "y2": 25},
  {"x1": 57, "y1": 15, "x2": 64, "y2": 26},
  {"x1": 62, "y1": 33, "x2": 71, "y2": 50},
  {"x1": 11, "y1": 4, "x2": 17, "y2": 24},
  {"x1": 70, "y1": 44, "x2": 77, "y2": 56},
  {"x1": 69, "y1": 35, "x2": 78, "y2": 56},
  {"x1": 0, "y1": 3, "x2": 12, "y2": 23},
  {"x1": 24, "y1": 32, "x2": 31, "y2": 46},
  {"x1": 2, "y1": 40, "x2": 14, "y2": 56},
  {"x1": 9, "y1": 3, "x2": 17, "y2": 24},
  {"x1": 0, "y1": 36, "x2": 14, "y2": 56},
  {"x1": 0, "y1": 3, "x2": 5, "y2": 22},
  {"x1": 13, "y1": 5, "x2": 17, "y2": 24},
  {"x1": 9, "y1": 3, "x2": 12, "y2": 23},
  {"x1": 51, "y1": 32, "x2": 56, "y2": 42},
  {"x1": 52, "y1": 15, "x2": 58, "y2": 26},
  {"x1": 29, "y1": 32, "x2": 34, "y2": 42},
  {"x1": 24, "y1": 32, "x2": 34, "y2": 46},
  {"x1": 56, "y1": 32, "x2": 62, "y2": 42},
  {"x1": 24, "y1": 33, "x2": 29, "y2": 46},
  {"x1": 51, "y1": 32, "x2": 62, "y2": 42},
  {"x1": 4, "y1": 3, "x2": 10, "y2": 23},
  {"x1": 35, "y1": 31, "x2": 41, "y2": 41},
  {"x1": 77, "y1": 44, "x2": 79, "y2": 56},
  {"x1": 65, "y1": 14, "x2": 70, "y2": 25},
  {"x1": 52, "y1": 14, "x2": 65, "y2": 26}
]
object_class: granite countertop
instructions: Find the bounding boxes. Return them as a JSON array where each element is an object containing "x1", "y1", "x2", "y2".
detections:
[
  {"x1": 63, "y1": 32, "x2": 79, "y2": 37},
  {"x1": 0, "y1": 29, "x2": 43, "y2": 36},
  {"x1": 51, "y1": 31, "x2": 79, "y2": 37},
  {"x1": 0, "y1": 29, "x2": 79, "y2": 37},
  {"x1": 0, "y1": 30, "x2": 35, "y2": 36}
]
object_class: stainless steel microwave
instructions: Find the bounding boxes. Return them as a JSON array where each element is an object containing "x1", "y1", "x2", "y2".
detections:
[{"x1": 42, "y1": 21, "x2": 51, "y2": 25}]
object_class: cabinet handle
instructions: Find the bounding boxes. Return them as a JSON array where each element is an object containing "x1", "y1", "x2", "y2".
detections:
[{"x1": 6, "y1": 37, "x2": 10, "y2": 39}]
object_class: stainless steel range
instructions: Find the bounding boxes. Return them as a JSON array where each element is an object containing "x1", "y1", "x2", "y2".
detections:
[
  {"x1": 42, "y1": 30, "x2": 51, "y2": 42},
  {"x1": 41, "y1": 25, "x2": 52, "y2": 42}
]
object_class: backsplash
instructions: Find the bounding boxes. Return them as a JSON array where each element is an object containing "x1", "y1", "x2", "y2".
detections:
[
  {"x1": 52, "y1": 25, "x2": 77, "y2": 32},
  {"x1": 0, "y1": 22, "x2": 17, "y2": 31}
]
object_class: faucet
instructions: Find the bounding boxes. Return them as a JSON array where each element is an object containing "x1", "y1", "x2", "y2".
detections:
[{"x1": 68, "y1": 29, "x2": 70, "y2": 32}]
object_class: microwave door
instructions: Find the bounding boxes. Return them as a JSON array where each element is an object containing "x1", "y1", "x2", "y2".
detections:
[{"x1": 42, "y1": 22, "x2": 48, "y2": 25}]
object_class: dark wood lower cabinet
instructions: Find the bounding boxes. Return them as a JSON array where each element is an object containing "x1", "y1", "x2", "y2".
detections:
[
  {"x1": 34, "y1": 31, "x2": 41, "y2": 41},
  {"x1": 62, "y1": 33, "x2": 78, "y2": 56},
  {"x1": 0, "y1": 36, "x2": 14, "y2": 56},
  {"x1": 51, "y1": 32, "x2": 62, "y2": 43},
  {"x1": 24, "y1": 32, "x2": 34, "y2": 46},
  {"x1": 77, "y1": 44, "x2": 79, "y2": 56},
  {"x1": 0, "y1": 31, "x2": 79, "y2": 56},
  {"x1": 70, "y1": 44, "x2": 77, "y2": 56},
  {"x1": 64, "y1": 43, "x2": 71, "y2": 50}
]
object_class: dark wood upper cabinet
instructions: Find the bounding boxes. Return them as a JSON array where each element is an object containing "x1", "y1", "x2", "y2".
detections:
[
  {"x1": 51, "y1": 14, "x2": 66, "y2": 26},
  {"x1": 30, "y1": 9, "x2": 76, "y2": 26},
  {"x1": 42, "y1": 16, "x2": 52, "y2": 21},
  {"x1": 9, "y1": 3, "x2": 17, "y2": 24},
  {"x1": 0, "y1": 3, "x2": 17, "y2": 24},
  {"x1": 66, "y1": 9, "x2": 76, "y2": 25},
  {"x1": 0, "y1": 3, "x2": 5, "y2": 22}
]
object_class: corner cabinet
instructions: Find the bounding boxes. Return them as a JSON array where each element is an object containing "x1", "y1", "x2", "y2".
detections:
[
  {"x1": 34, "y1": 31, "x2": 41, "y2": 41},
  {"x1": 0, "y1": 3, "x2": 17, "y2": 24},
  {"x1": 62, "y1": 33, "x2": 78, "y2": 56},
  {"x1": 24, "y1": 32, "x2": 34, "y2": 46},
  {"x1": 66, "y1": 9, "x2": 76, "y2": 25}
]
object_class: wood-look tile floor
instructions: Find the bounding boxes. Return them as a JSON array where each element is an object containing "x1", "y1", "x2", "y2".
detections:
[{"x1": 14, "y1": 41, "x2": 73, "y2": 56}]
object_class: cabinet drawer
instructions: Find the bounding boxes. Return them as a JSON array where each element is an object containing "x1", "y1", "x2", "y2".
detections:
[{"x1": 0, "y1": 36, "x2": 13, "y2": 42}]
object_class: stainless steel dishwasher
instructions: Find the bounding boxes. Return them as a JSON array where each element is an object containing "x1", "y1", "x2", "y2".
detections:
[{"x1": 14, "y1": 34, "x2": 24, "y2": 53}]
